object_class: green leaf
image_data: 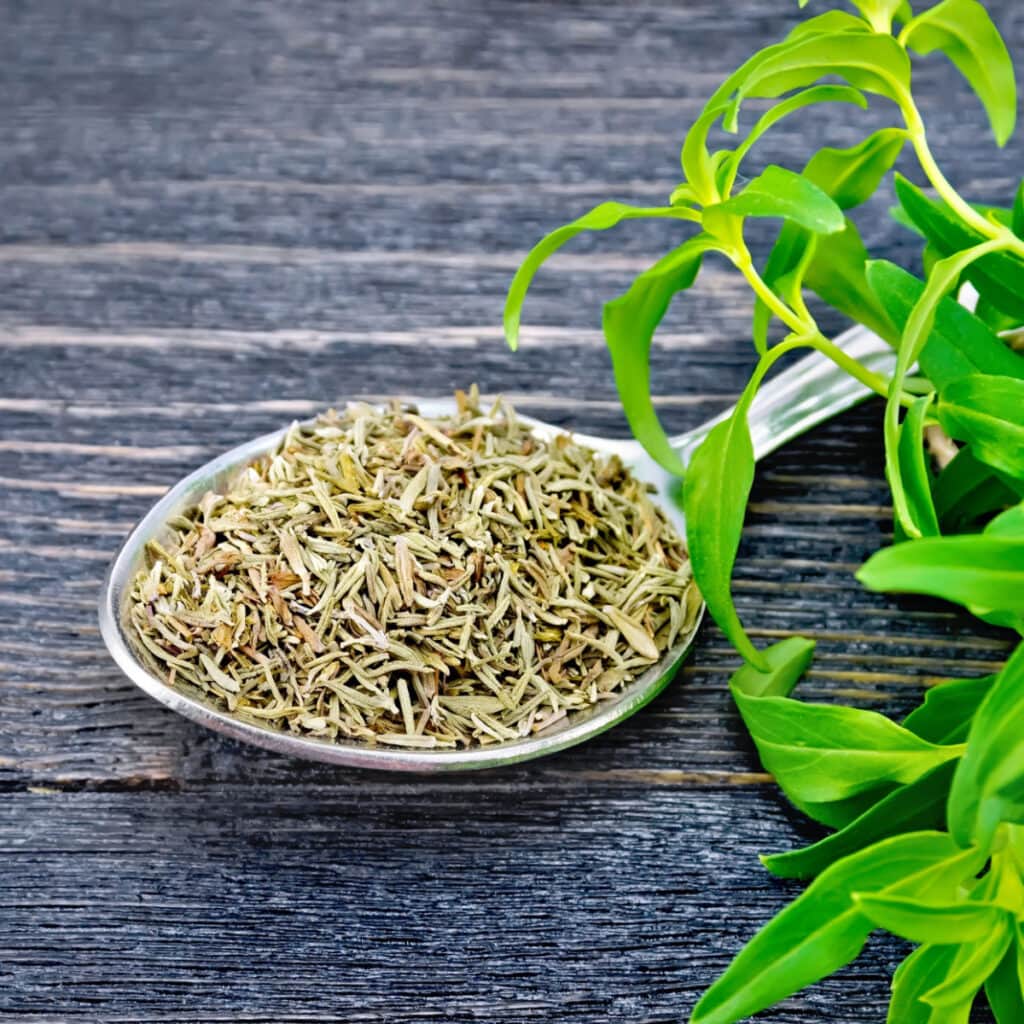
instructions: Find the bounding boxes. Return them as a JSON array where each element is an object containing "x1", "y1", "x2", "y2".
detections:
[
  {"x1": 730, "y1": 688, "x2": 961, "y2": 807},
  {"x1": 750, "y1": 129, "x2": 905, "y2": 348},
  {"x1": 704, "y1": 165, "x2": 844, "y2": 236},
  {"x1": 889, "y1": 944, "x2": 963, "y2": 1024},
  {"x1": 866, "y1": 260, "x2": 1024, "y2": 390},
  {"x1": 788, "y1": 10, "x2": 874, "y2": 40},
  {"x1": 503, "y1": 201, "x2": 697, "y2": 350},
  {"x1": 896, "y1": 395, "x2": 940, "y2": 538},
  {"x1": 762, "y1": 760, "x2": 957, "y2": 881},
  {"x1": 729, "y1": 636, "x2": 815, "y2": 698},
  {"x1": 949, "y1": 641, "x2": 1024, "y2": 849},
  {"x1": 891, "y1": 200, "x2": 924, "y2": 236},
  {"x1": 681, "y1": 100, "x2": 735, "y2": 203},
  {"x1": 922, "y1": 922, "x2": 1013, "y2": 1009},
  {"x1": 850, "y1": 0, "x2": 913, "y2": 31},
  {"x1": 756, "y1": 217, "x2": 897, "y2": 350},
  {"x1": 810, "y1": 221, "x2": 900, "y2": 341},
  {"x1": 937, "y1": 375, "x2": 1024, "y2": 478},
  {"x1": 933, "y1": 445, "x2": 1023, "y2": 533},
  {"x1": 975, "y1": 295, "x2": 1021, "y2": 333},
  {"x1": 717, "y1": 85, "x2": 868, "y2": 196},
  {"x1": 881, "y1": 245, "x2": 998, "y2": 540},
  {"x1": 903, "y1": 675, "x2": 995, "y2": 746},
  {"x1": 690, "y1": 832, "x2": 979, "y2": 1024},
  {"x1": 683, "y1": 410, "x2": 768, "y2": 670},
  {"x1": 602, "y1": 236, "x2": 719, "y2": 476},
  {"x1": 752, "y1": 222, "x2": 805, "y2": 350},
  {"x1": 970, "y1": 504, "x2": 1024, "y2": 630},
  {"x1": 857, "y1": 535, "x2": 1024, "y2": 615},
  {"x1": 669, "y1": 182, "x2": 700, "y2": 207},
  {"x1": 806, "y1": 0, "x2": 913, "y2": 32},
  {"x1": 804, "y1": 128, "x2": 907, "y2": 211},
  {"x1": 681, "y1": 31, "x2": 810, "y2": 201},
  {"x1": 893, "y1": 176, "x2": 1024, "y2": 322},
  {"x1": 797, "y1": 787, "x2": 903, "y2": 832},
  {"x1": 985, "y1": 940, "x2": 1024, "y2": 1024},
  {"x1": 1013, "y1": 179, "x2": 1024, "y2": 239},
  {"x1": 852, "y1": 892, "x2": 1005, "y2": 944},
  {"x1": 985, "y1": 502, "x2": 1024, "y2": 538},
  {"x1": 902, "y1": 0, "x2": 1017, "y2": 147},
  {"x1": 735, "y1": 32, "x2": 912, "y2": 108}
]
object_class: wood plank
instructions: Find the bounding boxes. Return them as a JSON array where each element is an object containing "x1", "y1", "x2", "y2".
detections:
[
  {"x1": 2, "y1": 0, "x2": 1021, "y2": 1018},
  {"x1": 0, "y1": 786, "x2": 910, "y2": 1023}
]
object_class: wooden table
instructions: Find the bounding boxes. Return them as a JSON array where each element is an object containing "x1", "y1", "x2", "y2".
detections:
[{"x1": 3, "y1": 2, "x2": 1019, "y2": 1020}]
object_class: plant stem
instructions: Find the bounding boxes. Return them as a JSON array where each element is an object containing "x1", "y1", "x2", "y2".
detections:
[
  {"x1": 901, "y1": 97, "x2": 1024, "y2": 257},
  {"x1": 731, "y1": 248, "x2": 910, "y2": 404},
  {"x1": 739, "y1": 333, "x2": 909, "y2": 413},
  {"x1": 732, "y1": 247, "x2": 811, "y2": 338}
]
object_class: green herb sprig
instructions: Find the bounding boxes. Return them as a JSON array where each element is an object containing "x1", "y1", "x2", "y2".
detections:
[{"x1": 505, "y1": 1, "x2": 1024, "y2": 1019}]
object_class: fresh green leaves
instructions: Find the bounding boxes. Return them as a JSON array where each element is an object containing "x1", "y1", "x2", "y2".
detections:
[
  {"x1": 896, "y1": 395, "x2": 940, "y2": 538},
  {"x1": 903, "y1": 675, "x2": 994, "y2": 746},
  {"x1": 986, "y1": 942, "x2": 1024, "y2": 1023},
  {"x1": 894, "y1": 175, "x2": 1024, "y2": 321},
  {"x1": 857, "y1": 535, "x2": 1024, "y2": 615},
  {"x1": 728, "y1": 636, "x2": 815, "y2": 698},
  {"x1": 690, "y1": 832, "x2": 977, "y2": 1024},
  {"x1": 505, "y1": 4, "x2": 1024, "y2": 1023},
  {"x1": 867, "y1": 260, "x2": 1024, "y2": 389},
  {"x1": 986, "y1": 502, "x2": 1024, "y2": 538},
  {"x1": 683, "y1": 409, "x2": 766, "y2": 669},
  {"x1": 871, "y1": 901, "x2": 1015, "y2": 1020},
  {"x1": 716, "y1": 85, "x2": 868, "y2": 195},
  {"x1": 732, "y1": 687, "x2": 962, "y2": 808},
  {"x1": 881, "y1": 239, "x2": 1005, "y2": 539},
  {"x1": 948, "y1": 642, "x2": 1024, "y2": 848},
  {"x1": 733, "y1": 32, "x2": 911, "y2": 108},
  {"x1": 937, "y1": 375, "x2": 1024, "y2": 478},
  {"x1": 933, "y1": 446, "x2": 1024, "y2": 533},
  {"x1": 853, "y1": 892, "x2": 1005, "y2": 943},
  {"x1": 902, "y1": 0, "x2": 1017, "y2": 147},
  {"x1": 888, "y1": 944, "x2": 964, "y2": 1024},
  {"x1": 602, "y1": 236, "x2": 718, "y2": 476},
  {"x1": 789, "y1": 9, "x2": 876, "y2": 39},
  {"x1": 921, "y1": 923, "x2": 1014, "y2": 1012},
  {"x1": 797, "y1": 1, "x2": 912, "y2": 34},
  {"x1": 805, "y1": 128, "x2": 907, "y2": 211},
  {"x1": 704, "y1": 165, "x2": 844, "y2": 236},
  {"x1": 806, "y1": 221, "x2": 899, "y2": 344},
  {"x1": 503, "y1": 201, "x2": 698, "y2": 350},
  {"x1": 762, "y1": 761, "x2": 957, "y2": 880},
  {"x1": 754, "y1": 131, "x2": 907, "y2": 348}
]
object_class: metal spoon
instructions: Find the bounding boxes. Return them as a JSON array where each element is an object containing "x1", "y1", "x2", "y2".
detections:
[{"x1": 99, "y1": 324, "x2": 895, "y2": 771}]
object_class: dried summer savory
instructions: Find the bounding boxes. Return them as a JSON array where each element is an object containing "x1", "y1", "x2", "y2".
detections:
[{"x1": 128, "y1": 389, "x2": 700, "y2": 748}]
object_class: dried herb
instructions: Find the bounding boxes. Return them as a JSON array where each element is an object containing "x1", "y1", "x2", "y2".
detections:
[{"x1": 128, "y1": 388, "x2": 700, "y2": 749}]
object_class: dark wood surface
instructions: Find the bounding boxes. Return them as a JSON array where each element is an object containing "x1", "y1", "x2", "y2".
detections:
[{"x1": 2, "y1": 2, "x2": 1021, "y2": 1021}]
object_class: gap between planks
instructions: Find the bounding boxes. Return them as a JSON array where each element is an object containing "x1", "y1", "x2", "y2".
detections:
[{"x1": 3, "y1": 768, "x2": 775, "y2": 793}]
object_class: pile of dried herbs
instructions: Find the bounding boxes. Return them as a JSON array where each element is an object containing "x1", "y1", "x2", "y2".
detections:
[{"x1": 128, "y1": 389, "x2": 700, "y2": 748}]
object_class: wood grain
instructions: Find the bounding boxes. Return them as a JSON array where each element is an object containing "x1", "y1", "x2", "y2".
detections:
[{"x1": 2, "y1": 0, "x2": 1020, "y2": 1020}]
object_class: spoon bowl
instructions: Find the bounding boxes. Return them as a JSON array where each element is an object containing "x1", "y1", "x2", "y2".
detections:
[{"x1": 99, "y1": 324, "x2": 895, "y2": 770}]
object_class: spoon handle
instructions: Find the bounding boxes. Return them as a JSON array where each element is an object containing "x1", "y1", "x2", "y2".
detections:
[{"x1": 671, "y1": 323, "x2": 897, "y2": 465}]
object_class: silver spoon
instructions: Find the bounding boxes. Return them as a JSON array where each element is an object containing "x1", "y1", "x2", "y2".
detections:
[{"x1": 99, "y1": 324, "x2": 895, "y2": 771}]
